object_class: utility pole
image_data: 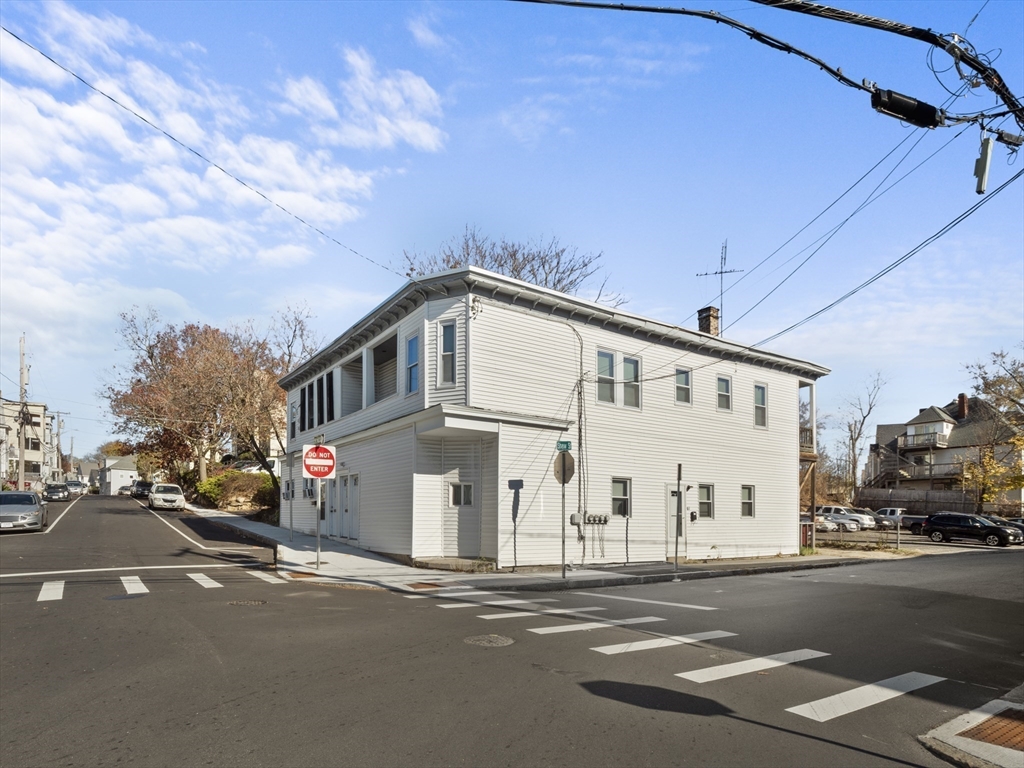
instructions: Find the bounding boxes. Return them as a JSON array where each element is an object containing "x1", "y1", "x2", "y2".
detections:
[
  {"x1": 52, "y1": 412, "x2": 69, "y2": 481},
  {"x1": 696, "y1": 241, "x2": 744, "y2": 328},
  {"x1": 17, "y1": 335, "x2": 28, "y2": 491}
]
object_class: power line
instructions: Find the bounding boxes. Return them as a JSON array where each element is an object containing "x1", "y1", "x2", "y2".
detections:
[
  {"x1": 0, "y1": 25, "x2": 418, "y2": 289},
  {"x1": 755, "y1": 167, "x2": 1024, "y2": 347}
]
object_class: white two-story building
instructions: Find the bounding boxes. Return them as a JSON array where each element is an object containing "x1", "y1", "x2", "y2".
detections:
[{"x1": 278, "y1": 267, "x2": 828, "y2": 567}]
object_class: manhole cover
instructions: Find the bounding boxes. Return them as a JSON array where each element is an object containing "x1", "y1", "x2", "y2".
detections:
[
  {"x1": 228, "y1": 600, "x2": 267, "y2": 606},
  {"x1": 464, "y1": 634, "x2": 514, "y2": 647}
]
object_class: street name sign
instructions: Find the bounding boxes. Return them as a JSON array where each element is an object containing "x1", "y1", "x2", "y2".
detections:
[{"x1": 556, "y1": 440, "x2": 571, "y2": 452}]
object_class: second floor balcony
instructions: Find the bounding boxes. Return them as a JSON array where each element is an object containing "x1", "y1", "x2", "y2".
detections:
[{"x1": 898, "y1": 432, "x2": 948, "y2": 449}]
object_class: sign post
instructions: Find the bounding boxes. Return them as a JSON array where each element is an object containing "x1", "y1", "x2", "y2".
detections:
[
  {"x1": 675, "y1": 464, "x2": 682, "y2": 575},
  {"x1": 302, "y1": 444, "x2": 336, "y2": 570},
  {"x1": 553, "y1": 445, "x2": 575, "y2": 580}
]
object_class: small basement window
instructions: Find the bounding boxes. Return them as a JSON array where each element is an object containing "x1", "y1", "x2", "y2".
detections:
[{"x1": 450, "y1": 483, "x2": 473, "y2": 506}]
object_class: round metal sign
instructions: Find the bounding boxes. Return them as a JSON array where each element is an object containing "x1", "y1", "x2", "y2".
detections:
[
  {"x1": 302, "y1": 444, "x2": 336, "y2": 479},
  {"x1": 553, "y1": 451, "x2": 575, "y2": 485}
]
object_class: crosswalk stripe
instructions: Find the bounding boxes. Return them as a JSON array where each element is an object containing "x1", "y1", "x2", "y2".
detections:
[
  {"x1": 440, "y1": 598, "x2": 557, "y2": 609},
  {"x1": 592, "y1": 630, "x2": 737, "y2": 655},
  {"x1": 37, "y1": 581, "x2": 64, "y2": 602},
  {"x1": 187, "y1": 573, "x2": 223, "y2": 589},
  {"x1": 677, "y1": 649, "x2": 829, "y2": 683},
  {"x1": 574, "y1": 592, "x2": 717, "y2": 611},
  {"x1": 528, "y1": 616, "x2": 666, "y2": 634},
  {"x1": 786, "y1": 672, "x2": 946, "y2": 722},
  {"x1": 247, "y1": 571, "x2": 285, "y2": 584},
  {"x1": 478, "y1": 607, "x2": 607, "y2": 619},
  {"x1": 120, "y1": 576, "x2": 149, "y2": 594}
]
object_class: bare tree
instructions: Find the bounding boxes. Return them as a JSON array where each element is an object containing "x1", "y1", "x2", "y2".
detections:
[
  {"x1": 966, "y1": 347, "x2": 1024, "y2": 426},
  {"x1": 402, "y1": 226, "x2": 626, "y2": 306},
  {"x1": 840, "y1": 372, "x2": 886, "y2": 501}
]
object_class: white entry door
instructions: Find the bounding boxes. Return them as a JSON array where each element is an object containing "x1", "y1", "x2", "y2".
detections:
[
  {"x1": 326, "y1": 479, "x2": 339, "y2": 537},
  {"x1": 341, "y1": 475, "x2": 360, "y2": 540}
]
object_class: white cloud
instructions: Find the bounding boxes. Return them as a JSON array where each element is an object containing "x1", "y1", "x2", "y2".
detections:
[
  {"x1": 282, "y1": 76, "x2": 339, "y2": 121},
  {"x1": 308, "y1": 48, "x2": 446, "y2": 152},
  {"x1": 498, "y1": 94, "x2": 571, "y2": 145},
  {"x1": 408, "y1": 15, "x2": 448, "y2": 52}
]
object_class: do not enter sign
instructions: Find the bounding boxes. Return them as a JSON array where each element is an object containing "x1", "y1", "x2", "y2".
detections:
[{"x1": 302, "y1": 444, "x2": 336, "y2": 479}]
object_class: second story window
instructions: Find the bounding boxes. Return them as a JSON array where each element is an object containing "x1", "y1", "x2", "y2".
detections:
[
  {"x1": 754, "y1": 384, "x2": 767, "y2": 427},
  {"x1": 440, "y1": 322, "x2": 456, "y2": 384},
  {"x1": 623, "y1": 357, "x2": 640, "y2": 408},
  {"x1": 407, "y1": 336, "x2": 420, "y2": 394},
  {"x1": 326, "y1": 371, "x2": 335, "y2": 421},
  {"x1": 316, "y1": 376, "x2": 325, "y2": 426},
  {"x1": 306, "y1": 383, "x2": 315, "y2": 429},
  {"x1": 717, "y1": 377, "x2": 732, "y2": 411},
  {"x1": 597, "y1": 351, "x2": 615, "y2": 403},
  {"x1": 675, "y1": 369, "x2": 691, "y2": 404},
  {"x1": 299, "y1": 388, "x2": 307, "y2": 433}
]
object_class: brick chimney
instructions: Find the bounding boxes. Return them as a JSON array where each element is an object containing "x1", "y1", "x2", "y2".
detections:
[
  {"x1": 957, "y1": 392, "x2": 968, "y2": 420},
  {"x1": 698, "y1": 306, "x2": 720, "y2": 336}
]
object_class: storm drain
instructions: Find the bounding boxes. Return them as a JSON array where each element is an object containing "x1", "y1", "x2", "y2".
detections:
[
  {"x1": 228, "y1": 600, "x2": 267, "y2": 606},
  {"x1": 464, "y1": 634, "x2": 514, "y2": 648}
]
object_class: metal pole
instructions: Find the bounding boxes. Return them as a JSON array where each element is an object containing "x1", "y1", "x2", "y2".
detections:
[
  {"x1": 316, "y1": 478, "x2": 321, "y2": 570},
  {"x1": 674, "y1": 464, "x2": 681, "y2": 573},
  {"x1": 561, "y1": 451, "x2": 566, "y2": 580}
]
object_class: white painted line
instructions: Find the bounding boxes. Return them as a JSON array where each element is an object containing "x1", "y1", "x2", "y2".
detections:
[
  {"x1": 248, "y1": 571, "x2": 285, "y2": 584},
  {"x1": 677, "y1": 649, "x2": 829, "y2": 683},
  {"x1": 187, "y1": 573, "x2": 223, "y2": 589},
  {"x1": 786, "y1": 672, "x2": 946, "y2": 722},
  {"x1": 39, "y1": 495, "x2": 82, "y2": 535},
  {"x1": 37, "y1": 581, "x2": 65, "y2": 602},
  {"x1": 404, "y1": 595, "x2": 431, "y2": 599},
  {"x1": 140, "y1": 504, "x2": 251, "y2": 552},
  {"x1": 528, "y1": 616, "x2": 666, "y2": 634},
  {"x1": 120, "y1": 576, "x2": 149, "y2": 595},
  {"x1": 440, "y1": 598, "x2": 557, "y2": 609},
  {"x1": 1, "y1": 564, "x2": 259, "y2": 579},
  {"x1": 479, "y1": 607, "x2": 607, "y2": 619},
  {"x1": 574, "y1": 592, "x2": 717, "y2": 611},
  {"x1": 592, "y1": 630, "x2": 737, "y2": 655}
]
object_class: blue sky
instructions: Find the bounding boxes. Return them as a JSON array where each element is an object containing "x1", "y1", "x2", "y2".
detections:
[{"x1": 1, "y1": 0, "x2": 1021, "y2": 457}]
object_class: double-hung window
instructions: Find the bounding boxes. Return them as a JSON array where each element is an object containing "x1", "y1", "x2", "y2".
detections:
[
  {"x1": 326, "y1": 371, "x2": 335, "y2": 421},
  {"x1": 316, "y1": 377, "x2": 325, "y2": 426},
  {"x1": 675, "y1": 369, "x2": 691, "y2": 404},
  {"x1": 306, "y1": 383, "x2": 315, "y2": 429},
  {"x1": 611, "y1": 478, "x2": 631, "y2": 517},
  {"x1": 698, "y1": 484, "x2": 714, "y2": 519},
  {"x1": 741, "y1": 486, "x2": 755, "y2": 517},
  {"x1": 299, "y1": 388, "x2": 307, "y2": 433},
  {"x1": 440, "y1": 322, "x2": 456, "y2": 385},
  {"x1": 623, "y1": 357, "x2": 640, "y2": 408},
  {"x1": 597, "y1": 351, "x2": 615, "y2": 404},
  {"x1": 717, "y1": 377, "x2": 732, "y2": 411},
  {"x1": 754, "y1": 384, "x2": 767, "y2": 427},
  {"x1": 407, "y1": 336, "x2": 420, "y2": 394}
]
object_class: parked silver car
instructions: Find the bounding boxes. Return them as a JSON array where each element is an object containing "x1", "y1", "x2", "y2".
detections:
[
  {"x1": 0, "y1": 491, "x2": 49, "y2": 531},
  {"x1": 148, "y1": 484, "x2": 186, "y2": 510}
]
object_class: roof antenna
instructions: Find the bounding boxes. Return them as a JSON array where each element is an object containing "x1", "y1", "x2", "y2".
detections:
[{"x1": 696, "y1": 240, "x2": 744, "y2": 327}]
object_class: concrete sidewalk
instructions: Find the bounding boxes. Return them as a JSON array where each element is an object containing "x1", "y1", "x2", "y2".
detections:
[{"x1": 190, "y1": 506, "x2": 895, "y2": 592}]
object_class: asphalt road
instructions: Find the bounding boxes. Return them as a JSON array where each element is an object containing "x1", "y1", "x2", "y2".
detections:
[{"x1": 1, "y1": 497, "x2": 1022, "y2": 767}]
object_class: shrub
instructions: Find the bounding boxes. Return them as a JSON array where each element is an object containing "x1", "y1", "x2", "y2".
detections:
[{"x1": 196, "y1": 470, "x2": 277, "y2": 510}]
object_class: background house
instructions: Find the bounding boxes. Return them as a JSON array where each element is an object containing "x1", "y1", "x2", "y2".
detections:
[
  {"x1": 864, "y1": 394, "x2": 1022, "y2": 513},
  {"x1": 278, "y1": 267, "x2": 828, "y2": 567},
  {"x1": 98, "y1": 455, "x2": 138, "y2": 495},
  {"x1": 1, "y1": 397, "x2": 55, "y2": 490}
]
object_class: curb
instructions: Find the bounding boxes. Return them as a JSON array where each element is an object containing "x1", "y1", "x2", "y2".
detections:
[
  {"x1": 450, "y1": 557, "x2": 893, "y2": 592},
  {"x1": 918, "y1": 736, "x2": 1000, "y2": 768},
  {"x1": 201, "y1": 516, "x2": 279, "y2": 566}
]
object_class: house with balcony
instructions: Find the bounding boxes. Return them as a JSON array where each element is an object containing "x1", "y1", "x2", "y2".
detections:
[
  {"x1": 278, "y1": 267, "x2": 829, "y2": 567},
  {"x1": 866, "y1": 394, "x2": 1023, "y2": 508}
]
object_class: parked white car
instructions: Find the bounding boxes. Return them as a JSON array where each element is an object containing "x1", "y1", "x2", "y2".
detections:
[
  {"x1": 148, "y1": 484, "x2": 186, "y2": 511},
  {"x1": 818, "y1": 505, "x2": 875, "y2": 530}
]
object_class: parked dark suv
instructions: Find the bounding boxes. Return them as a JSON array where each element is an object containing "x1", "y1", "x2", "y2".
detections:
[
  {"x1": 130, "y1": 481, "x2": 153, "y2": 499},
  {"x1": 922, "y1": 513, "x2": 1023, "y2": 547}
]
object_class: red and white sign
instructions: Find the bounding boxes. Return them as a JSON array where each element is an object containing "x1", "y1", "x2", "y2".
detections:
[{"x1": 302, "y1": 444, "x2": 336, "y2": 479}]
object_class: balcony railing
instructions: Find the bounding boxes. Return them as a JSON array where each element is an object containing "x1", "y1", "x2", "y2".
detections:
[
  {"x1": 799, "y1": 427, "x2": 815, "y2": 453},
  {"x1": 898, "y1": 433, "x2": 948, "y2": 449},
  {"x1": 898, "y1": 462, "x2": 962, "y2": 479}
]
